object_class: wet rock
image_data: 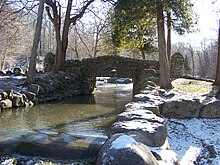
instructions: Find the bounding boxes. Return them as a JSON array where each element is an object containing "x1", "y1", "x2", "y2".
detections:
[
  {"x1": 200, "y1": 101, "x2": 220, "y2": 118},
  {"x1": 22, "y1": 93, "x2": 29, "y2": 102},
  {"x1": 0, "y1": 92, "x2": 8, "y2": 100},
  {"x1": 12, "y1": 93, "x2": 25, "y2": 108},
  {"x1": 21, "y1": 91, "x2": 36, "y2": 102},
  {"x1": 161, "y1": 99, "x2": 202, "y2": 118},
  {"x1": 96, "y1": 134, "x2": 159, "y2": 165},
  {"x1": 108, "y1": 119, "x2": 167, "y2": 147},
  {"x1": 5, "y1": 90, "x2": 14, "y2": 100},
  {"x1": 0, "y1": 99, "x2": 12, "y2": 110}
]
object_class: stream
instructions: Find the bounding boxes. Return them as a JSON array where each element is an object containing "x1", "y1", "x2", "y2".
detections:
[{"x1": 0, "y1": 81, "x2": 133, "y2": 163}]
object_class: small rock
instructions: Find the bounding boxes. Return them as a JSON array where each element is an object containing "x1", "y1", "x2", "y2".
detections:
[
  {"x1": 5, "y1": 70, "x2": 13, "y2": 76},
  {"x1": 13, "y1": 67, "x2": 23, "y2": 76},
  {"x1": 0, "y1": 99, "x2": 12, "y2": 110},
  {"x1": 0, "y1": 92, "x2": 8, "y2": 100},
  {"x1": 5, "y1": 90, "x2": 14, "y2": 100}
]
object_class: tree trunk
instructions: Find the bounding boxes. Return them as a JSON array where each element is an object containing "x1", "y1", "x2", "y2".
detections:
[
  {"x1": 139, "y1": 47, "x2": 145, "y2": 60},
  {"x1": 214, "y1": 19, "x2": 220, "y2": 85},
  {"x1": 157, "y1": 2, "x2": 172, "y2": 89},
  {"x1": 26, "y1": 0, "x2": 44, "y2": 84},
  {"x1": 167, "y1": 10, "x2": 172, "y2": 64},
  {"x1": 45, "y1": 0, "x2": 94, "y2": 72},
  {"x1": 188, "y1": 44, "x2": 195, "y2": 77}
]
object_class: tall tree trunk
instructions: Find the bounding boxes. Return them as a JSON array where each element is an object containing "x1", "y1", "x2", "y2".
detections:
[
  {"x1": 26, "y1": 0, "x2": 44, "y2": 84},
  {"x1": 157, "y1": 2, "x2": 172, "y2": 89},
  {"x1": 167, "y1": 10, "x2": 172, "y2": 64},
  {"x1": 45, "y1": 0, "x2": 94, "y2": 72},
  {"x1": 188, "y1": 44, "x2": 195, "y2": 77},
  {"x1": 139, "y1": 47, "x2": 145, "y2": 60},
  {"x1": 54, "y1": 0, "x2": 73, "y2": 71},
  {"x1": 214, "y1": 19, "x2": 220, "y2": 85}
]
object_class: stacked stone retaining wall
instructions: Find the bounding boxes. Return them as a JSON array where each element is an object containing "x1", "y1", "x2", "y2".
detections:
[{"x1": 0, "y1": 72, "x2": 93, "y2": 110}]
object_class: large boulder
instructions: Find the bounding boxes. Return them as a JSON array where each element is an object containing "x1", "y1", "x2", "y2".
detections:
[
  {"x1": 125, "y1": 102, "x2": 161, "y2": 116},
  {"x1": 136, "y1": 69, "x2": 159, "y2": 93},
  {"x1": 96, "y1": 134, "x2": 159, "y2": 165},
  {"x1": 200, "y1": 100, "x2": 220, "y2": 118},
  {"x1": 108, "y1": 119, "x2": 167, "y2": 147},
  {"x1": 117, "y1": 110, "x2": 164, "y2": 124},
  {"x1": 161, "y1": 99, "x2": 202, "y2": 118}
]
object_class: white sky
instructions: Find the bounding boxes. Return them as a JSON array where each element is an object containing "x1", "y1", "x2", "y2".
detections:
[{"x1": 172, "y1": 0, "x2": 220, "y2": 46}]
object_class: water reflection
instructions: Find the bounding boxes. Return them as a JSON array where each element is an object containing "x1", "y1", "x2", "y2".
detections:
[{"x1": 0, "y1": 83, "x2": 133, "y2": 141}]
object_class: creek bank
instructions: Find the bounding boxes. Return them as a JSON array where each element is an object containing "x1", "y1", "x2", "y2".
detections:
[
  {"x1": 0, "y1": 72, "x2": 93, "y2": 110},
  {"x1": 97, "y1": 70, "x2": 220, "y2": 164}
]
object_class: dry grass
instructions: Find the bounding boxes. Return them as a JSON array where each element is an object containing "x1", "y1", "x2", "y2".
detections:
[{"x1": 172, "y1": 78, "x2": 218, "y2": 96}]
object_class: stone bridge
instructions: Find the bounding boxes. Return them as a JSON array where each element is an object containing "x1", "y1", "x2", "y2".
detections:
[
  {"x1": 66, "y1": 56, "x2": 150, "y2": 78},
  {"x1": 45, "y1": 54, "x2": 184, "y2": 94}
]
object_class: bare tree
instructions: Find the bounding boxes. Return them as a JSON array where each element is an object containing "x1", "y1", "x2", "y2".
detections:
[
  {"x1": 45, "y1": 0, "x2": 95, "y2": 72},
  {"x1": 67, "y1": 2, "x2": 111, "y2": 59},
  {"x1": 214, "y1": 20, "x2": 220, "y2": 85},
  {"x1": 27, "y1": 0, "x2": 44, "y2": 84}
]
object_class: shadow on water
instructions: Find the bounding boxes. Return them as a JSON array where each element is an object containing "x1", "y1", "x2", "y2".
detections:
[{"x1": 0, "y1": 83, "x2": 133, "y2": 161}]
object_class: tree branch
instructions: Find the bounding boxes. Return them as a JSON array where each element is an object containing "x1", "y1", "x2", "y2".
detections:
[{"x1": 70, "y1": 0, "x2": 95, "y2": 24}]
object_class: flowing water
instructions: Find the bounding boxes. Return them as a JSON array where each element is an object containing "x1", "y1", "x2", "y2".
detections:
[{"x1": 0, "y1": 82, "x2": 133, "y2": 163}]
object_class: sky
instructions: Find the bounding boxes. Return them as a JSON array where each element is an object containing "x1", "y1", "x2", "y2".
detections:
[{"x1": 172, "y1": 0, "x2": 219, "y2": 46}]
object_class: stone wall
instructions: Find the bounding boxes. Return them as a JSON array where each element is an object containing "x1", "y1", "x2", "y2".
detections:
[
  {"x1": 0, "y1": 72, "x2": 94, "y2": 110},
  {"x1": 171, "y1": 53, "x2": 184, "y2": 78}
]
